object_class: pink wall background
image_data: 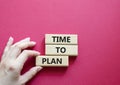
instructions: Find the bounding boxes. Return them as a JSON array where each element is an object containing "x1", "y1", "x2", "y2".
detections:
[{"x1": 0, "y1": 0, "x2": 120, "y2": 85}]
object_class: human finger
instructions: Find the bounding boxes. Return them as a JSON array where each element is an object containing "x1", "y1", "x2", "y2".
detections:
[
  {"x1": 1, "y1": 37, "x2": 14, "y2": 60},
  {"x1": 9, "y1": 41, "x2": 36, "y2": 59},
  {"x1": 19, "y1": 66, "x2": 42, "y2": 84},
  {"x1": 15, "y1": 50, "x2": 40, "y2": 69},
  {"x1": 13, "y1": 37, "x2": 30, "y2": 46}
]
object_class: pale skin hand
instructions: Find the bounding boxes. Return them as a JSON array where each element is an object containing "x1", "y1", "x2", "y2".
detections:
[{"x1": 0, "y1": 37, "x2": 42, "y2": 85}]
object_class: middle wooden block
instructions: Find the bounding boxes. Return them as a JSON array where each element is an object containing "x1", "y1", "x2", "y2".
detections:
[{"x1": 45, "y1": 45, "x2": 78, "y2": 56}]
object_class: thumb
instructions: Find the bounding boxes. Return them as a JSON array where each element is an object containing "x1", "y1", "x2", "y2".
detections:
[{"x1": 20, "y1": 66, "x2": 42, "y2": 84}]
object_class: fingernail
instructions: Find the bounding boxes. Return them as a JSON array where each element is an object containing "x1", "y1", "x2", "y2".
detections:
[
  {"x1": 36, "y1": 51, "x2": 40, "y2": 55},
  {"x1": 25, "y1": 37, "x2": 30, "y2": 41},
  {"x1": 9, "y1": 36, "x2": 13, "y2": 40},
  {"x1": 37, "y1": 66, "x2": 43, "y2": 71},
  {"x1": 9, "y1": 36, "x2": 13, "y2": 41},
  {"x1": 31, "y1": 41, "x2": 36, "y2": 45}
]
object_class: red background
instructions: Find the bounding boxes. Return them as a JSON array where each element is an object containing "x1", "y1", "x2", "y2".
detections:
[{"x1": 0, "y1": 0, "x2": 120, "y2": 85}]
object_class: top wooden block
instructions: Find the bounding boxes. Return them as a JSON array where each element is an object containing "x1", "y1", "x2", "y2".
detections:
[{"x1": 45, "y1": 34, "x2": 78, "y2": 45}]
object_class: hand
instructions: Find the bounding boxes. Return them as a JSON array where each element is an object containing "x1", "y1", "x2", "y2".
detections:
[{"x1": 0, "y1": 37, "x2": 42, "y2": 85}]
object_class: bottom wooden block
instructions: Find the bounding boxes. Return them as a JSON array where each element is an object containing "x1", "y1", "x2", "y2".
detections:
[{"x1": 36, "y1": 56, "x2": 69, "y2": 67}]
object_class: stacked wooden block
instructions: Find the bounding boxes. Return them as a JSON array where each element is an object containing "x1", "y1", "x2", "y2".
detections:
[{"x1": 36, "y1": 34, "x2": 78, "y2": 67}]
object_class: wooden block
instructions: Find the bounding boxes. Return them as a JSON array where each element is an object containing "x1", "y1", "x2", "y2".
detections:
[
  {"x1": 45, "y1": 45, "x2": 78, "y2": 56},
  {"x1": 45, "y1": 34, "x2": 78, "y2": 45},
  {"x1": 36, "y1": 56, "x2": 69, "y2": 67}
]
